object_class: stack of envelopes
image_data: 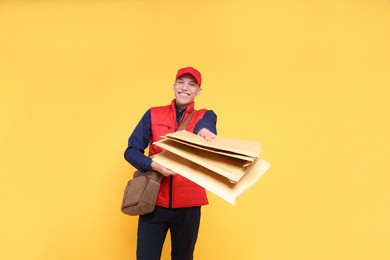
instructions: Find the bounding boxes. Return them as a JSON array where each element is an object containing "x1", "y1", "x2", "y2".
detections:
[{"x1": 153, "y1": 130, "x2": 271, "y2": 205}]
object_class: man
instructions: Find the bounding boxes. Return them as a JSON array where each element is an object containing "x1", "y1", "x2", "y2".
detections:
[{"x1": 124, "y1": 66, "x2": 217, "y2": 260}]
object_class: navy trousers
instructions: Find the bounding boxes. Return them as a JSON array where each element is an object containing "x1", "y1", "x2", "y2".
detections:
[{"x1": 136, "y1": 206, "x2": 201, "y2": 260}]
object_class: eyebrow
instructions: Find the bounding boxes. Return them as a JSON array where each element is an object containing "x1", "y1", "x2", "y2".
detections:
[{"x1": 177, "y1": 78, "x2": 197, "y2": 84}]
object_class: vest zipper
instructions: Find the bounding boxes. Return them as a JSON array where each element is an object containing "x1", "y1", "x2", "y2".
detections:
[
  {"x1": 169, "y1": 175, "x2": 173, "y2": 208},
  {"x1": 169, "y1": 111, "x2": 187, "y2": 208}
]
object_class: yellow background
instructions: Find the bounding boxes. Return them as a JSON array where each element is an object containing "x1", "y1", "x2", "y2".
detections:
[{"x1": 1, "y1": 0, "x2": 389, "y2": 259}]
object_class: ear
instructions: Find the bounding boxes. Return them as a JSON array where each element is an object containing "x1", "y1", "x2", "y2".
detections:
[{"x1": 196, "y1": 87, "x2": 202, "y2": 96}]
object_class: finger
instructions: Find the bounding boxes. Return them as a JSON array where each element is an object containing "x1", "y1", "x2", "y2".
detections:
[{"x1": 206, "y1": 133, "x2": 217, "y2": 141}]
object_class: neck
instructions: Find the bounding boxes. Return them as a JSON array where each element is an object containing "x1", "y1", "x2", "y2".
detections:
[{"x1": 175, "y1": 103, "x2": 187, "y2": 112}]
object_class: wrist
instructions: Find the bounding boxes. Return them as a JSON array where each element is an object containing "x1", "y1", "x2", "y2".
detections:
[{"x1": 151, "y1": 161, "x2": 159, "y2": 172}]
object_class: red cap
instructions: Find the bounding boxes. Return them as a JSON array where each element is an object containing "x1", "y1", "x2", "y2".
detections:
[{"x1": 175, "y1": 67, "x2": 202, "y2": 86}]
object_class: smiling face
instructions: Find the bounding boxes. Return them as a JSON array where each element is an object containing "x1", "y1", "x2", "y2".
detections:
[{"x1": 173, "y1": 74, "x2": 202, "y2": 110}]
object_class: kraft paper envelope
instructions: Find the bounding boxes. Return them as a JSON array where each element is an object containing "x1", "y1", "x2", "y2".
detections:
[
  {"x1": 153, "y1": 150, "x2": 271, "y2": 205},
  {"x1": 163, "y1": 130, "x2": 262, "y2": 158},
  {"x1": 154, "y1": 138, "x2": 250, "y2": 183},
  {"x1": 160, "y1": 137, "x2": 257, "y2": 162}
]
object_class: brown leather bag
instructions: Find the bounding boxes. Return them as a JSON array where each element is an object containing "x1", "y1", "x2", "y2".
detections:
[
  {"x1": 121, "y1": 170, "x2": 164, "y2": 216},
  {"x1": 121, "y1": 110, "x2": 197, "y2": 216}
]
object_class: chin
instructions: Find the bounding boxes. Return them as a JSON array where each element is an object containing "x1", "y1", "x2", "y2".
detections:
[
  {"x1": 176, "y1": 99, "x2": 190, "y2": 108},
  {"x1": 176, "y1": 96, "x2": 189, "y2": 104}
]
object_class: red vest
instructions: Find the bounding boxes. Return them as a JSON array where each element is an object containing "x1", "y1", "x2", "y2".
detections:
[{"x1": 149, "y1": 100, "x2": 209, "y2": 208}]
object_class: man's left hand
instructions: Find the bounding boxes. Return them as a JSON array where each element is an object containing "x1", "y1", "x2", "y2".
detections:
[{"x1": 197, "y1": 128, "x2": 217, "y2": 141}]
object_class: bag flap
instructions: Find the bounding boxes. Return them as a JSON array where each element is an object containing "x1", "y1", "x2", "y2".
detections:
[{"x1": 122, "y1": 176, "x2": 147, "y2": 207}]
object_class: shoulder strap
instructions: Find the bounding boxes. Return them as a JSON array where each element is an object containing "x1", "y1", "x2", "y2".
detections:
[{"x1": 177, "y1": 110, "x2": 197, "y2": 131}]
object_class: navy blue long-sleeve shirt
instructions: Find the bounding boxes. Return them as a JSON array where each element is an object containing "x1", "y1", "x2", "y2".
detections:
[{"x1": 124, "y1": 106, "x2": 217, "y2": 172}]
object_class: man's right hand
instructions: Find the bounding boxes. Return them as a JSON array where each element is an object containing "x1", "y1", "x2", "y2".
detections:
[{"x1": 151, "y1": 161, "x2": 176, "y2": 177}]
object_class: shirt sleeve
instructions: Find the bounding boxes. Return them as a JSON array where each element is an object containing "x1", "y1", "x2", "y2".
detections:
[
  {"x1": 194, "y1": 110, "x2": 217, "y2": 135},
  {"x1": 124, "y1": 109, "x2": 153, "y2": 172}
]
